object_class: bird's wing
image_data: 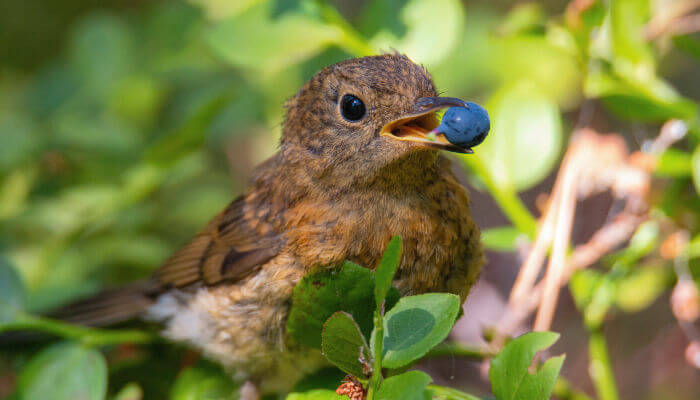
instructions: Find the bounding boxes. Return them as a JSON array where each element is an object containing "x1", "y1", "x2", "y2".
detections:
[
  {"x1": 153, "y1": 196, "x2": 282, "y2": 289},
  {"x1": 44, "y1": 196, "x2": 281, "y2": 328}
]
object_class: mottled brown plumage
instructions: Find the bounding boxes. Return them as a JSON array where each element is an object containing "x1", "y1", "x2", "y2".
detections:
[{"x1": 59, "y1": 53, "x2": 484, "y2": 396}]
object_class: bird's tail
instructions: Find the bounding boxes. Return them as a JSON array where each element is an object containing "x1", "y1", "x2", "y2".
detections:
[
  {"x1": 48, "y1": 279, "x2": 161, "y2": 327},
  {"x1": 1, "y1": 280, "x2": 160, "y2": 345}
]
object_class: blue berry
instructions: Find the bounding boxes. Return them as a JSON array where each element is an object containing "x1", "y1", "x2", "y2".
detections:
[{"x1": 437, "y1": 102, "x2": 490, "y2": 148}]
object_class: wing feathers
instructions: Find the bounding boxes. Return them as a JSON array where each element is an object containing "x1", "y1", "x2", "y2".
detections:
[{"x1": 153, "y1": 197, "x2": 282, "y2": 289}]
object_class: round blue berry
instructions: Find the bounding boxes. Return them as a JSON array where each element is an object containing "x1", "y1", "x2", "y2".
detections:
[{"x1": 437, "y1": 102, "x2": 490, "y2": 148}]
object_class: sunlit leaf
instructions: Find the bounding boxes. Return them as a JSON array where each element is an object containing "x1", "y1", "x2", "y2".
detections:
[
  {"x1": 693, "y1": 145, "x2": 700, "y2": 194},
  {"x1": 376, "y1": 370, "x2": 432, "y2": 400},
  {"x1": 498, "y1": 3, "x2": 546, "y2": 36},
  {"x1": 113, "y1": 383, "x2": 143, "y2": 400},
  {"x1": 205, "y1": 1, "x2": 341, "y2": 72},
  {"x1": 489, "y1": 332, "x2": 565, "y2": 400},
  {"x1": 656, "y1": 148, "x2": 693, "y2": 177},
  {"x1": 569, "y1": 269, "x2": 604, "y2": 311},
  {"x1": 468, "y1": 83, "x2": 562, "y2": 191},
  {"x1": 609, "y1": 0, "x2": 654, "y2": 75},
  {"x1": 379, "y1": 293, "x2": 460, "y2": 369},
  {"x1": 481, "y1": 226, "x2": 520, "y2": 251},
  {"x1": 585, "y1": 70, "x2": 697, "y2": 122},
  {"x1": 189, "y1": 0, "x2": 260, "y2": 20},
  {"x1": 616, "y1": 265, "x2": 673, "y2": 312},
  {"x1": 366, "y1": 0, "x2": 464, "y2": 66}
]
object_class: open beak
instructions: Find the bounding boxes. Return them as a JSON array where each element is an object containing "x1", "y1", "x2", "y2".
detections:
[{"x1": 379, "y1": 96, "x2": 473, "y2": 154}]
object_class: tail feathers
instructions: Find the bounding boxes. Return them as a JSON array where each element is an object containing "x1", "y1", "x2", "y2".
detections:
[{"x1": 49, "y1": 280, "x2": 161, "y2": 327}]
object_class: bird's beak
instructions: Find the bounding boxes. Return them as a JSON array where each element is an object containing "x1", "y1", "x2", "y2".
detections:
[{"x1": 379, "y1": 96, "x2": 473, "y2": 154}]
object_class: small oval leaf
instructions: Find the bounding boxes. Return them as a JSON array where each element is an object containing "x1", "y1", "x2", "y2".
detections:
[
  {"x1": 321, "y1": 312, "x2": 371, "y2": 378},
  {"x1": 489, "y1": 331, "x2": 565, "y2": 400},
  {"x1": 381, "y1": 293, "x2": 461, "y2": 369}
]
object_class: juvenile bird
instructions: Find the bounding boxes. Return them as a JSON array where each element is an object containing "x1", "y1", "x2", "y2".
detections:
[{"x1": 57, "y1": 54, "x2": 484, "y2": 397}]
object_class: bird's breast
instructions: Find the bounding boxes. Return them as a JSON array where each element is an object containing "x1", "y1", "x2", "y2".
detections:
[{"x1": 284, "y1": 175, "x2": 482, "y2": 299}]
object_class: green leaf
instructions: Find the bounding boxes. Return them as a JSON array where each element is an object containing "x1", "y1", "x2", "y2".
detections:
[
  {"x1": 609, "y1": 221, "x2": 659, "y2": 266},
  {"x1": 692, "y1": 145, "x2": 700, "y2": 194},
  {"x1": 287, "y1": 262, "x2": 375, "y2": 349},
  {"x1": 481, "y1": 227, "x2": 521, "y2": 251},
  {"x1": 321, "y1": 312, "x2": 371, "y2": 378},
  {"x1": 569, "y1": 269, "x2": 604, "y2": 311},
  {"x1": 17, "y1": 342, "x2": 107, "y2": 400},
  {"x1": 489, "y1": 332, "x2": 565, "y2": 400},
  {"x1": 616, "y1": 266, "x2": 673, "y2": 312},
  {"x1": 468, "y1": 83, "x2": 562, "y2": 191},
  {"x1": 490, "y1": 36, "x2": 581, "y2": 107},
  {"x1": 205, "y1": 1, "x2": 341, "y2": 72},
  {"x1": 585, "y1": 277, "x2": 617, "y2": 328},
  {"x1": 286, "y1": 390, "x2": 344, "y2": 400},
  {"x1": 375, "y1": 236, "x2": 402, "y2": 308},
  {"x1": 655, "y1": 148, "x2": 693, "y2": 177},
  {"x1": 191, "y1": 0, "x2": 262, "y2": 20},
  {"x1": 170, "y1": 361, "x2": 239, "y2": 400},
  {"x1": 585, "y1": 70, "x2": 697, "y2": 122},
  {"x1": 113, "y1": 383, "x2": 143, "y2": 400},
  {"x1": 609, "y1": 0, "x2": 654, "y2": 73},
  {"x1": 498, "y1": 3, "x2": 546, "y2": 36},
  {"x1": 0, "y1": 256, "x2": 25, "y2": 324},
  {"x1": 376, "y1": 370, "x2": 432, "y2": 400},
  {"x1": 380, "y1": 293, "x2": 461, "y2": 369},
  {"x1": 688, "y1": 234, "x2": 700, "y2": 260},
  {"x1": 364, "y1": 0, "x2": 464, "y2": 66}
]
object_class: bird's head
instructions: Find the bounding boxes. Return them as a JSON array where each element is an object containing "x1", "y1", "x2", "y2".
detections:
[{"x1": 280, "y1": 53, "x2": 470, "y2": 189}]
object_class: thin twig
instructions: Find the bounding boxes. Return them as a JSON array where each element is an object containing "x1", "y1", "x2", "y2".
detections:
[
  {"x1": 508, "y1": 179, "x2": 558, "y2": 307},
  {"x1": 534, "y1": 150, "x2": 580, "y2": 332}
]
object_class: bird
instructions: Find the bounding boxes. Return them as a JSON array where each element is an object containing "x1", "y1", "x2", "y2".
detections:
[{"x1": 52, "y1": 53, "x2": 484, "y2": 398}]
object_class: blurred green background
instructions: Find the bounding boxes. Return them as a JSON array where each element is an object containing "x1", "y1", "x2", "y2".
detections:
[{"x1": 1, "y1": 0, "x2": 699, "y2": 399}]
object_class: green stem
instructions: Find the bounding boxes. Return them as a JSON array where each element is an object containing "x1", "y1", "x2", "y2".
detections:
[
  {"x1": 588, "y1": 329, "x2": 619, "y2": 400},
  {"x1": 460, "y1": 157, "x2": 537, "y2": 238},
  {"x1": 1, "y1": 313, "x2": 155, "y2": 347},
  {"x1": 424, "y1": 341, "x2": 495, "y2": 361},
  {"x1": 367, "y1": 310, "x2": 384, "y2": 400},
  {"x1": 315, "y1": 0, "x2": 375, "y2": 56},
  {"x1": 428, "y1": 385, "x2": 483, "y2": 400}
]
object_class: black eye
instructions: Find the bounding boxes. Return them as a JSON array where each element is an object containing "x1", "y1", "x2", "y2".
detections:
[{"x1": 340, "y1": 94, "x2": 366, "y2": 121}]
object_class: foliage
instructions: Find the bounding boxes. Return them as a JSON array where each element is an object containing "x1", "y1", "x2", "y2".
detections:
[
  {"x1": 1, "y1": 0, "x2": 699, "y2": 398},
  {"x1": 16, "y1": 342, "x2": 108, "y2": 400},
  {"x1": 286, "y1": 237, "x2": 564, "y2": 400},
  {"x1": 489, "y1": 333, "x2": 564, "y2": 400}
]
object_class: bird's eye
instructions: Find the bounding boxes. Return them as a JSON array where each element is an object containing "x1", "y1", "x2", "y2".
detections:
[{"x1": 340, "y1": 94, "x2": 366, "y2": 121}]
